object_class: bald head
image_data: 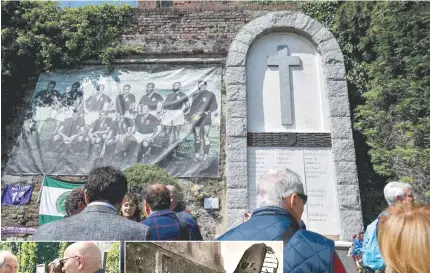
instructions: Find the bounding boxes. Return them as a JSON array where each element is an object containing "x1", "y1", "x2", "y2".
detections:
[
  {"x1": 63, "y1": 242, "x2": 102, "y2": 273},
  {"x1": 0, "y1": 251, "x2": 18, "y2": 273}
]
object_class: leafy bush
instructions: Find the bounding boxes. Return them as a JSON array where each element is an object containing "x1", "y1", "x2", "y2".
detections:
[
  {"x1": 301, "y1": 2, "x2": 430, "y2": 214},
  {"x1": 58, "y1": 242, "x2": 68, "y2": 259},
  {"x1": 123, "y1": 164, "x2": 184, "y2": 204},
  {"x1": 106, "y1": 242, "x2": 120, "y2": 273},
  {"x1": 1, "y1": 1, "x2": 140, "y2": 125},
  {"x1": 1, "y1": 1, "x2": 136, "y2": 74},
  {"x1": 20, "y1": 242, "x2": 37, "y2": 273},
  {"x1": 355, "y1": 2, "x2": 430, "y2": 201}
]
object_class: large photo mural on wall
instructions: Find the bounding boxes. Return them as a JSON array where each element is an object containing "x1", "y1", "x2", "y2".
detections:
[{"x1": 5, "y1": 65, "x2": 222, "y2": 177}]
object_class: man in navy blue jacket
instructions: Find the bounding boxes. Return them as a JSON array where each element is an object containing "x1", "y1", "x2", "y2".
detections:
[
  {"x1": 141, "y1": 184, "x2": 201, "y2": 241},
  {"x1": 141, "y1": 184, "x2": 183, "y2": 240},
  {"x1": 217, "y1": 168, "x2": 346, "y2": 273},
  {"x1": 167, "y1": 185, "x2": 203, "y2": 240}
]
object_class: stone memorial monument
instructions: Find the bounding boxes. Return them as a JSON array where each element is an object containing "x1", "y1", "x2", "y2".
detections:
[{"x1": 225, "y1": 11, "x2": 363, "y2": 240}]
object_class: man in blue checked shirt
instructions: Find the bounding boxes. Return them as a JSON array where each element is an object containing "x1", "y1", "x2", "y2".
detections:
[{"x1": 142, "y1": 184, "x2": 198, "y2": 241}]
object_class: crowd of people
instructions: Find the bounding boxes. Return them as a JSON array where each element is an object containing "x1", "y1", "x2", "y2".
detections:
[
  {"x1": 28, "y1": 80, "x2": 218, "y2": 163},
  {"x1": 33, "y1": 166, "x2": 202, "y2": 241},
  {"x1": 24, "y1": 166, "x2": 430, "y2": 273}
]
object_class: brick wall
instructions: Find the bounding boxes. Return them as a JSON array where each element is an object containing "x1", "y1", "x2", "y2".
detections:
[
  {"x1": 123, "y1": 4, "x2": 297, "y2": 56},
  {"x1": 1, "y1": 4, "x2": 297, "y2": 240},
  {"x1": 138, "y1": 0, "x2": 297, "y2": 11}
]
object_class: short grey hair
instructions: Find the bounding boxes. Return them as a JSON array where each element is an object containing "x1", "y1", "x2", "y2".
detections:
[
  {"x1": 0, "y1": 251, "x2": 17, "y2": 268},
  {"x1": 384, "y1": 181, "x2": 413, "y2": 205},
  {"x1": 256, "y1": 168, "x2": 305, "y2": 208}
]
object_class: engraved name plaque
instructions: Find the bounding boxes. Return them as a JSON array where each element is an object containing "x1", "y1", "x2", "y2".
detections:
[{"x1": 247, "y1": 147, "x2": 341, "y2": 236}]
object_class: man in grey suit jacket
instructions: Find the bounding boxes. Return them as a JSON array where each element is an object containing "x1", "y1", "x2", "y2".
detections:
[{"x1": 32, "y1": 166, "x2": 151, "y2": 241}]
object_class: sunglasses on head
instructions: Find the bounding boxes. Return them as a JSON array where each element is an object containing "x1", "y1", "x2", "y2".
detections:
[{"x1": 296, "y1": 193, "x2": 308, "y2": 205}]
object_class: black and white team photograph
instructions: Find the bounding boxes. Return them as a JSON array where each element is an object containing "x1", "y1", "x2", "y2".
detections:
[{"x1": 5, "y1": 65, "x2": 222, "y2": 178}]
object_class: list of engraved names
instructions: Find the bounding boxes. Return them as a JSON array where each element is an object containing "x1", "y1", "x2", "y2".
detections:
[{"x1": 247, "y1": 147, "x2": 341, "y2": 236}]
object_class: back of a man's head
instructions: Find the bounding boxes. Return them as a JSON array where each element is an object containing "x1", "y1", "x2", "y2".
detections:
[
  {"x1": 0, "y1": 251, "x2": 18, "y2": 273},
  {"x1": 143, "y1": 184, "x2": 171, "y2": 211},
  {"x1": 384, "y1": 181, "x2": 413, "y2": 206},
  {"x1": 256, "y1": 168, "x2": 304, "y2": 208},
  {"x1": 65, "y1": 188, "x2": 86, "y2": 216},
  {"x1": 85, "y1": 166, "x2": 127, "y2": 205},
  {"x1": 64, "y1": 242, "x2": 102, "y2": 273}
]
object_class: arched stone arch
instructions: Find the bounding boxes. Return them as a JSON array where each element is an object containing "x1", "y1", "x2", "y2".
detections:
[{"x1": 224, "y1": 11, "x2": 363, "y2": 240}]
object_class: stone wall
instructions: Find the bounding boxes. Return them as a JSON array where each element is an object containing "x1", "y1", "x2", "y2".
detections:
[
  {"x1": 126, "y1": 242, "x2": 225, "y2": 273},
  {"x1": 224, "y1": 11, "x2": 364, "y2": 240},
  {"x1": 1, "y1": 4, "x2": 296, "y2": 240},
  {"x1": 0, "y1": 175, "x2": 86, "y2": 240},
  {"x1": 1, "y1": 176, "x2": 41, "y2": 231},
  {"x1": 153, "y1": 242, "x2": 223, "y2": 270}
]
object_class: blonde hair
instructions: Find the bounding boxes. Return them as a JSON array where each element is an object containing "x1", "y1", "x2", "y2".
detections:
[{"x1": 378, "y1": 203, "x2": 430, "y2": 273}]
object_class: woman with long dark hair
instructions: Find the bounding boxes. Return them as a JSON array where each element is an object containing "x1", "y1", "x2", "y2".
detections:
[{"x1": 119, "y1": 193, "x2": 142, "y2": 222}]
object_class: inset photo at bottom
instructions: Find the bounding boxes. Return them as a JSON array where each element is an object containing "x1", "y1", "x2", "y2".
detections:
[
  {"x1": 0, "y1": 241, "x2": 120, "y2": 273},
  {"x1": 126, "y1": 241, "x2": 282, "y2": 273}
]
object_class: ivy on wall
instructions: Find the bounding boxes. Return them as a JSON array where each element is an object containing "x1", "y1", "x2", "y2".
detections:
[
  {"x1": 1, "y1": 1, "x2": 138, "y2": 74},
  {"x1": 1, "y1": 1, "x2": 141, "y2": 125},
  {"x1": 355, "y1": 2, "x2": 430, "y2": 200},
  {"x1": 300, "y1": 1, "x2": 430, "y2": 215}
]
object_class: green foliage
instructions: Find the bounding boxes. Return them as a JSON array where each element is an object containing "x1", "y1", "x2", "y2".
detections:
[
  {"x1": 1, "y1": 1, "x2": 137, "y2": 74},
  {"x1": 20, "y1": 242, "x2": 37, "y2": 273},
  {"x1": 36, "y1": 243, "x2": 60, "y2": 271},
  {"x1": 355, "y1": 2, "x2": 430, "y2": 201},
  {"x1": 1, "y1": 0, "x2": 140, "y2": 123},
  {"x1": 0, "y1": 242, "x2": 14, "y2": 252},
  {"x1": 0, "y1": 242, "x2": 65, "y2": 272},
  {"x1": 333, "y1": 2, "x2": 375, "y2": 102},
  {"x1": 299, "y1": 1, "x2": 340, "y2": 32},
  {"x1": 105, "y1": 242, "x2": 120, "y2": 273},
  {"x1": 123, "y1": 164, "x2": 184, "y2": 203},
  {"x1": 58, "y1": 242, "x2": 68, "y2": 259},
  {"x1": 301, "y1": 2, "x2": 430, "y2": 211}
]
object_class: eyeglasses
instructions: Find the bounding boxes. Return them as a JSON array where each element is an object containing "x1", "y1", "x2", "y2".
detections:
[
  {"x1": 54, "y1": 256, "x2": 78, "y2": 266},
  {"x1": 296, "y1": 193, "x2": 308, "y2": 205}
]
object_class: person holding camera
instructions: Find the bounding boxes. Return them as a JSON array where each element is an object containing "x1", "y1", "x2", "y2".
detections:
[{"x1": 48, "y1": 242, "x2": 103, "y2": 273}]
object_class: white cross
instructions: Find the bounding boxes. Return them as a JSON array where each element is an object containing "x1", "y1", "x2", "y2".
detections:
[{"x1": 267, "y1": 45, "x2": 300, "y2": 125}]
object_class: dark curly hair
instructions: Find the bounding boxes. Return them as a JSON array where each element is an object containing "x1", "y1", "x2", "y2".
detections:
[
  {"x1": 142, "y1": 184, "x2": 171, "y2": 211},
  {"x1": 119, "y1": 192, "x2": 142, "y2": 222},
  {"x1": 85, "y1": 166, "x2": 128, "y2": 205},
  {"x1": 64, "y1": 187, "x2": 85, "y2": 216}
]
